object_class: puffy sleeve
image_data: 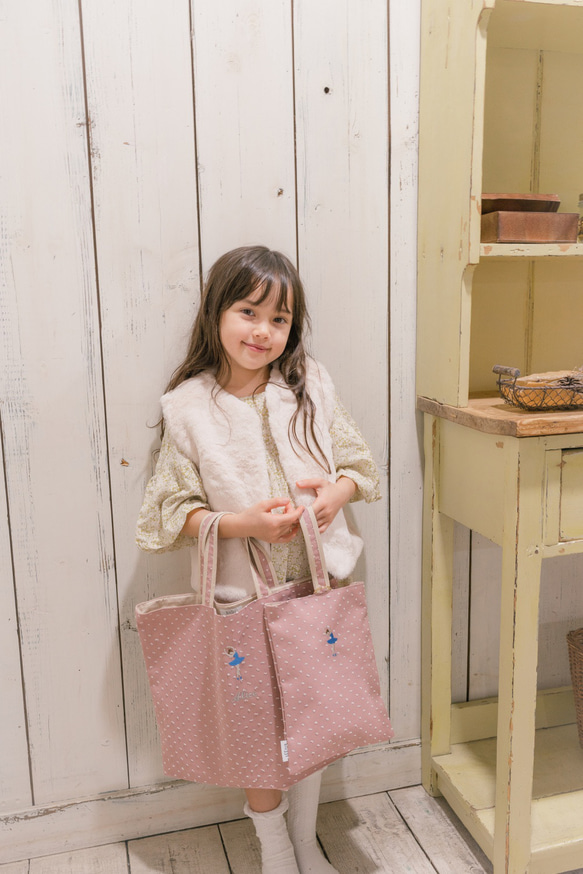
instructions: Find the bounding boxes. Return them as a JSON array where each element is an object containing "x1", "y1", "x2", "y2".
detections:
[
  {"x1": 135, "y1": 432, "x2": 209, "y2": 553},
  {"x1": 331, "y1": 396, "x2": 382, "y2": 503}
]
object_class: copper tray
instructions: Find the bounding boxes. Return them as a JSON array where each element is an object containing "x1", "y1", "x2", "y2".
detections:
[{"x1": 481, "y1": 193, "x2": 560, "y2": 214}]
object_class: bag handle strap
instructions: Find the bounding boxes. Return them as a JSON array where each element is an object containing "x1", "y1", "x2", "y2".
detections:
[
  {"x1": 246, "y1": 506, "x2": 331, "y2": 596},
  {"x1": 198, "y1": 511, "x2": 275, "y2": 605},
  {"x1": 298, "y1": 506, "x2": 331, "y2": 594},
  {"x1": 198, "y1": 505, "x2": 332, "y2": 608},
  {"x1": 199, "y1": 512, "x2": 227, "y2": 607}
]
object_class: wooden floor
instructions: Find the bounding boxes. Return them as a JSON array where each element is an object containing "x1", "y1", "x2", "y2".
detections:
[{"x1": 2, "y1": 785, "x2": 582, "y2": 873}]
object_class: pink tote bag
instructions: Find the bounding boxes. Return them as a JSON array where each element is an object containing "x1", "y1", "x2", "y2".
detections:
[
  {"x1": 263, "y1": 509, "x2": 394, "y2": 775},
  {"x1": 136, "y1": 508, "x2": 393, "y2": 789}
]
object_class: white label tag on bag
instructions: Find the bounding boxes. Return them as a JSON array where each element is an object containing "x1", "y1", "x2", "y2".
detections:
[{"x1": 281, "y1": 740, "x2": 289, "y2": 762}]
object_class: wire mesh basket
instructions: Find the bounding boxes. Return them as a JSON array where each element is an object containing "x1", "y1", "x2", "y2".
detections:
[
  {"x1": 567, "y1": 628, "x2": 583, "y2": 749},
  {"x1": 493, "y1": 365, "x2": 583, "y2": 411}
]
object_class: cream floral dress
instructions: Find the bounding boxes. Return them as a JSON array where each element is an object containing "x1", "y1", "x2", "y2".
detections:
[{"x1": 136, "y1": 393, "x2": 380, "y2": 588}]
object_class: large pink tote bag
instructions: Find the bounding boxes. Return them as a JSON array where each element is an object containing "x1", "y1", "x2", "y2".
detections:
[{"x1": 136, "y1": 508, "x2": 393, "y2": 789}]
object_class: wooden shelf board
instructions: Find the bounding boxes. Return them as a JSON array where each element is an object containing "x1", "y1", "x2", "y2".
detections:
[
  {"x1": 450, "y1": 686, "x2": 575, "y2": 745},
  {"x1": 433, "y1": 725, "x2": 583, "y2": 869},
  {"x1": 417, "y1": 394, "x2": 583, "y2": 437},
  {"x1": 480, "y1": 242, "x2": 583, "y2": 259}
]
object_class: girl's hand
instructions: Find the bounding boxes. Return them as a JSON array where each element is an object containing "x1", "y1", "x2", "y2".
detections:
[
  {"x1": 228, "y1": 498, "x2": 304, "y2": 543},
  {"x1": 296, "y1": 476, "x2": 357, "y2": 533}
]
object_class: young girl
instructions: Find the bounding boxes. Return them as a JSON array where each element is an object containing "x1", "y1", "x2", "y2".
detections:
[{"x1": 136, "y1": 245, "x2": 380, "y2": 874}]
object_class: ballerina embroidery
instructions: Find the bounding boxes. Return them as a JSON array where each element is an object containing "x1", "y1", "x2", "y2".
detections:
[
  {"x1": 225, "y1": 647, "x2": 245, "y2": 680},
  {"x1": 324, "y1": 627, "x2": 338, "y2": 657}
]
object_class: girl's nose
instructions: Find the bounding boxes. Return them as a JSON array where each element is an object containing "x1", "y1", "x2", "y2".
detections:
[{"x1": 253, "y1": 322, "x2": 269, "y2": 338}]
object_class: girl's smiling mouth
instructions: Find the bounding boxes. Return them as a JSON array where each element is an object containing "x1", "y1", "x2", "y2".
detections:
[{"x1": 244, "y1": 342, "x2": 269, "y2": 353}]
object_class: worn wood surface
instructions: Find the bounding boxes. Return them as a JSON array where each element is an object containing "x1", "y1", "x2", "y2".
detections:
[
  {"x1": 1, "y1": 0, "x2": 406, "y2": 849},
  {"x1": 0, "y1": 864, "x2": 29, "y2": 874},
  {"x1": 388, "y1": 0, "x2": 424, "y2": 742},
  {"x1": 317, "y1": 792, "x2": 436, "y2": 873},
  {"x1": 419, "y1": 3, "x2": 583, "y2": 865},
  {"x1": 293, "y1": 0, "x2": 390, "y2": 697},
  {"x1": 28, "y1": 845, "x2": 128, "y2": 874},
  {"x1": 7, "y1": 784, "x2": 549, "y2": 874},
  {"x1": 480, "y1": 211, "x2": 578, "y2": 244},
  {"x1": 128, "y1": 827, "x2": 230, "y2": 874},
  {"x1": 417, "y1": 395, "x2": 583, "y2": 437},
  {"x1": 191, "y1": 0, "x2": 296, "y2": 266},
  {"x1": 389, "y1": 784, "x2": 493, "y2": 873},
  {"x1": 417, "y1": 0, "x2": 494, "y2": 406},
  {"x1": 80, "y1": 0, "x2": 200, "y2": 788},
  {"x1": 0, "y1": 428, "x2": 30, "y2": 813},
  {"x1": 0, "y1": 0, "x2": 127, "y2": 805},
  {"x1": 219, "y1": 818, "x2": 262, "y2": 873},
  {"x1": 481, "y1": 243, "x2": 583, "y2": 258}
]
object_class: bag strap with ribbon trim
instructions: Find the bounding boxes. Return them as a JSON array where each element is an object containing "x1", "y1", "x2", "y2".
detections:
[{"x1": 198, "y1": 506, "x2": 332, "y2": 609}]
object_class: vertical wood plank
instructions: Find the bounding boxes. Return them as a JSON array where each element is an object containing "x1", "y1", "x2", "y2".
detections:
[
  {"x1": 0, "y1": 429, "x2": 31, "y2": 812},
  {"x1": 481, "y1": 46, "x2": 537, "y2": 194},
  {"x1": 0, "y1": 0, "x2": 127, "y2": 803},
  {"x1": 469, "y1": 261, "x2": 530, "y2": 394},
  {"x1": 389, "y1": 0, "x2": 424, "y2": 739},
  {"x1": 191, "y1": 0, "x2": 297, "y2": 270},
  {"x1": 451, "y1": 523, "x2": 471, "y2": 704},
  {"x1": 537, "y1": 554, "x2": 583, "y2": 690},
  {"x1": 80, "y1": 0, "x2": 201, "y2": 787},
  {"x1": 531, "y1": 261, "x2": 583, "y2": 374},
  {"x1": 468, "y1": 534, "x2": 502, "y2": 701},
  {"x1": 539, "y1": 51, "x2": 583, "y2": 214},
  {"x1": 417, "y1": 0, "x2": 493, "y2": 406},
  {"x1": 294, "y1": 0, "x2": 390, "y2": 700}
]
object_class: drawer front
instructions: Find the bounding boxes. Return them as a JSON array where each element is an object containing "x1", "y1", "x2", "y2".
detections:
[{"x1": 560, "y1": 449, "x2": 583, "y2": 541}]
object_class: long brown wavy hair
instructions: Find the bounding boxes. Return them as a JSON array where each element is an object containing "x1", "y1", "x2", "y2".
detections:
[{"x1": 164, "y1": 246, "x2": 329, "y2": 472}]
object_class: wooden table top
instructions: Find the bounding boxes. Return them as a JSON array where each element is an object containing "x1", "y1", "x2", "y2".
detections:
[{"x1": 417, "y1": 394, "x2": 583, "y2": 437}]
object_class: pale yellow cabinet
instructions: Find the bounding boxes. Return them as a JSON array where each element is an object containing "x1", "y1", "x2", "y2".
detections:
[{"x1": 417, "y1": 1, "x2": 583, "y2": 873}]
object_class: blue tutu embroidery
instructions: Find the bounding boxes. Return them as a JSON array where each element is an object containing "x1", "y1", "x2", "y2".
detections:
[
  {"x1": 225, "y1": 647, "x2": 245, "y2": 680},
  {"x1": 325, "y1": 627, "x2": 338, "y2": 657}
]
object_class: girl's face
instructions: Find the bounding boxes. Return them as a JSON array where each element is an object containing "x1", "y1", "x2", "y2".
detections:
[{"x1": 219, "y1": 285, "x2": 293, "y2": 389}]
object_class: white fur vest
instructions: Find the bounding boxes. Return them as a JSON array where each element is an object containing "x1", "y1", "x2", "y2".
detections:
[{"x1": 161, "y1": 359, "x2": 363, "y2": 594}]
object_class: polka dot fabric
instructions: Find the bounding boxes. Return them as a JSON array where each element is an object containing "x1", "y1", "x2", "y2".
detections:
[
  {"x1": 135, "y1": 508, "x2": 393, "y2": 789},
  {"x1": 264, "y1": 581, "x2": 394, "y2": 775}
]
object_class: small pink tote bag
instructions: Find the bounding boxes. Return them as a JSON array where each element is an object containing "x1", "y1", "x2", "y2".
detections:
[{"x1": 136, "y1": 508, "x2": 393, "y2": 789}]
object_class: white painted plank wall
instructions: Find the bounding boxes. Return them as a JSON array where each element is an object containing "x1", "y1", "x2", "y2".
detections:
[
  {"x1": 0, "y1": 0, "x2": 127, "y2": 804},
  {"x1": 80, "y1": 0, "x2": 201, "y2": 787},
  {"x1": 0, "y1": 0, "x2": 428, "y2": 859},
  {"x1": 0, "y1": 432, "x2": 31, "y2": 812},
  {"x1": 294, "y1": 0, "x2": 390, "y2": 691},
  {"x1": 388, "y1": 0, "x2": 423, "y2": 740},
  {"x1": 191, "y1": 0, "x2": 297, "y2": 267}
]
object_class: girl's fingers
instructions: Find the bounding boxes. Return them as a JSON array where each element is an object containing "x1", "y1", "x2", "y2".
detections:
[
  {"x1": 263, "y1": 497, "x2": 292, "y2": 511},
  {"x1": 296, "y1": 478, "x2": 325, "y2": 492}
]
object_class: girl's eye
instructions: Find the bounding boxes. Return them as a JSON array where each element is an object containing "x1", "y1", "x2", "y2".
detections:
[
  {"x1": 274, "y1": 317, "x2": 288, "y2": 325},
  {"x1": 241, "y1": 308, "x2": 254, "y2": 316}
]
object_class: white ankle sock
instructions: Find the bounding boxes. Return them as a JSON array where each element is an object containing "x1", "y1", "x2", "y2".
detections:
[
  {"x1": 287, "y1": 772, "x2": 339, "y2": 874},
  {"x1": 244, "y1": 797, "x2": 300, "y2": 874}
]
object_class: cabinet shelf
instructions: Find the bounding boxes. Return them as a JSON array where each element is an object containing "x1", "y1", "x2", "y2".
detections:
[
  {"x1": 433, "y1": 723, "x2": 583, "y2": 873},
  {"x1": 417, "y1": 394, "x2": 583, "y2": 438},
  {"x1": 480, "y1": 242, "x2": 583, "y2": 260}
]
